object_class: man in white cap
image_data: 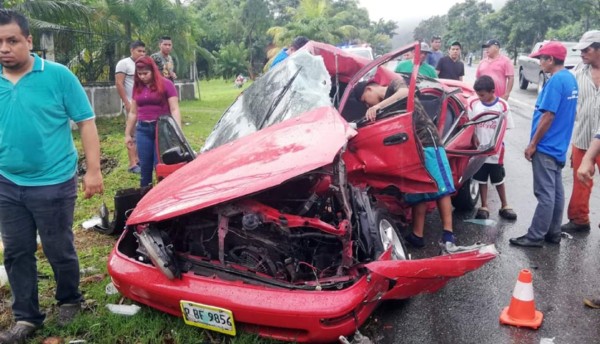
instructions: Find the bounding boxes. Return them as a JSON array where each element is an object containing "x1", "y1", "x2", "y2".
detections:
[{"x1": 562, "y1": 30, "x2": 600, "y2": 233}]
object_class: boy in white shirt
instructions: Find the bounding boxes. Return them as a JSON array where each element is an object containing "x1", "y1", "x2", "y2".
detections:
[{"x1": 469, "y1": 75, "x2": 517, "y2": 220}]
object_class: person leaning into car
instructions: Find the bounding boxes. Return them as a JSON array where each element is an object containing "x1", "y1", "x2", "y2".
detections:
[
  {"x1": 0, "y1": 9, "x2": 104, "y2": 343},
  {"x1": 562, "y1": 30, "x2": 600, "y2": 233},
  {"x1": 353, "y1": 79, "x2": 457, "y2": 249},
  {"x1": 509, "y1": 42, "x2": 579, "y2": 248}
]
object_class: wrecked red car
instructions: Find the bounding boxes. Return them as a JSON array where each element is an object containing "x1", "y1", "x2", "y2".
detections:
[{"x1": 107, "y1": 42, "x2": 505, "y2": 343}]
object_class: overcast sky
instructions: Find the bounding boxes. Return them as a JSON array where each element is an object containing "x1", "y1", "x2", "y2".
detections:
[{"x1": 358, "y1": 0, "x2": 507, "y2": 24}]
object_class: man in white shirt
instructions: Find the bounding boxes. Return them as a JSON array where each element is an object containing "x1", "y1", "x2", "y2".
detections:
[{"x1": 115, "y1": 40, "x2": 145, "y2": 173}]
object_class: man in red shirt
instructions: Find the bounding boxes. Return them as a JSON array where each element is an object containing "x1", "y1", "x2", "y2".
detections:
[{"x1": 476, "y1": 39, "x2": 514, "y2": 100}]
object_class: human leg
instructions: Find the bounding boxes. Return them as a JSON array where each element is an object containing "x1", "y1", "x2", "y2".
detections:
[
  {"x1": 473, "y1": 165, "x2": 490, "y2": 219},
  {"x1": 525, "y1": 153, "x2": 559, "y2": 241},
  {"x1": 29, "y1": 177, "x2": 82, "y2": 307},
  {"x1": 0, "y1": 175, "x2": 45, "y2": 326},
  {"x1": 566, "y1": 146, "x2": 592, "y2": 225},
  {"x1": 546, "y1": 167, "x2": 564, "y2": 240},
  {"x1": 136, "y1": 121, "x2": 157, "y2": 187}
]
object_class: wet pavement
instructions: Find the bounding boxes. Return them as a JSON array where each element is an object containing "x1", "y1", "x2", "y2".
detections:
[{"x1": 369, "y1": 66, "x2": 600, "y2": 344}]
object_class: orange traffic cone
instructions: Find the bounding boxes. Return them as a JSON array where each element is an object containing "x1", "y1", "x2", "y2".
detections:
[{"x1": 500, "y1": 269, "x2": 543, "y2": 329}]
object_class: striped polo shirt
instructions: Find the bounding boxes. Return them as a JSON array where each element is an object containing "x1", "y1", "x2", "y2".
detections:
[{"x1": 572, "y1": 64, "x2": 600, "y2": 150}]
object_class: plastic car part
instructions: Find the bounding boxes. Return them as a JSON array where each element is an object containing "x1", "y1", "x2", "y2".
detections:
[{"x1": 134, "y1": 227, "x2": 180, "y2": 280}]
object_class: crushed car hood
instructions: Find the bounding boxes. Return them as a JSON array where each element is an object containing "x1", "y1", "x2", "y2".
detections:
[{"x1": 127, "y1": 107, "x2": 356, "y2": 225}]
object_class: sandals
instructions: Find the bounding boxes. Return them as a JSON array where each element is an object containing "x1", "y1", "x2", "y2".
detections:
[
  {"x1": 499, "y1": 207, "x2": 517, "y2": 220},
  {"x1": 475, "y1": 207, "x2": 489, "y2": 219}
]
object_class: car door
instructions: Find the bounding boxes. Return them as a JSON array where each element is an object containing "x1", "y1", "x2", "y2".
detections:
[
  {"x1": 339, "y1": 42, "x2": 438, "y2": 194},
  {"x1": 155, "y1": 115, "x2": 196, "y2": 181}
]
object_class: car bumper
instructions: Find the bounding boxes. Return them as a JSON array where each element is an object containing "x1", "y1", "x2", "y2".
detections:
[{"x1": 108, "y1": 235, "x2": 388, "y2": 343}]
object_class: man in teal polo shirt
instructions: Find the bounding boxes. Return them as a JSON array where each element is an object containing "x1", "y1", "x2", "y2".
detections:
[
  {"x1": 0, "y1": 9, "x2": 103, "y2": 342},
  {"x1": 395, "y1": 42, "x2": 438, "y2": 79}
]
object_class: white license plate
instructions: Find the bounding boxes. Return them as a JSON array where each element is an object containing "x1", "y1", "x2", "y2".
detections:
[{"x1": 180, "y1": 301, "x2": 236, "y2": 336}]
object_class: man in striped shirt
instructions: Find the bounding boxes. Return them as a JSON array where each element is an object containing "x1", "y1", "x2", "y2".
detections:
[
  {"x1": 578, "y1": 126, "x2": 600, "y2": 308},
  {"x1": 562, "y1": 30, "x2": 600, "y2": 232}
]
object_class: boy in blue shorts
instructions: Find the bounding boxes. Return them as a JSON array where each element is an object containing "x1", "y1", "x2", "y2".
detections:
[
  {"x1": 354, "y1": 79, "x2": 456, "y2": 248},
  {"x1": 469, "y1": 75, "x2": 517, "y2": 220}
]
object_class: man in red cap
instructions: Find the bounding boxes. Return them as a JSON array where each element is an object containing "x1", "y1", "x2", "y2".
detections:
[
  {"x1": 562, "y1": 30, "x2": 600, "y2": 233},
  {"x1": 509, "y1": 41, "x2": 579, "y2": 247}
]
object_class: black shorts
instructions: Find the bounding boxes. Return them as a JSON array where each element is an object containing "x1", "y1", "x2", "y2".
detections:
[{"x1": 473, "y1": 163, "x2": 505, "y2": 185}]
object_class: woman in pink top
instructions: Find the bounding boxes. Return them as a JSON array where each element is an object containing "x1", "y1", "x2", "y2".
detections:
[{"x1": 125, "y1": 56, "x2": 181, "y2": 186}]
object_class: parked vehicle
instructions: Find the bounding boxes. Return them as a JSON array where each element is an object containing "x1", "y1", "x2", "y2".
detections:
[
  {"x1": 106, "y1": 41, "x2": 505, "y2": 343},
  {"x1": 341, "y1": 44, "x2": 374, "y2": 60},
  {"x1": 518, "y1": 41, "x2": 581, "y2": 93}
]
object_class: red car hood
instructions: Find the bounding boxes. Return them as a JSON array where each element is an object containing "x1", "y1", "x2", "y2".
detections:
[{"x1": 127, "y1": 106, "x2": 356, "y2": 225}]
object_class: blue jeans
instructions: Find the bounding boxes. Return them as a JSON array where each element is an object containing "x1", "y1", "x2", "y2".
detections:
[
  {"x1": 0, "y1": 174, "x2": 81, "y2": 326},
  {"x1": 526, "y1": 152, "x2": 564, "y2": 240},
  {"x1": 136, "y1": 121, "x2": 158, "y2": 187}
]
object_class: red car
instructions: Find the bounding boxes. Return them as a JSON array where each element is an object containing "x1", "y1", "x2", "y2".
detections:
[{"x1": 107, "y1": 41, "x2": 505, "y2": 343}]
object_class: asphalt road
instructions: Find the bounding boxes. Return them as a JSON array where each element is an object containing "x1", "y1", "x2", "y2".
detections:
[{"x1": 367, "y1": 65, "x2": 600, "y2": 344}]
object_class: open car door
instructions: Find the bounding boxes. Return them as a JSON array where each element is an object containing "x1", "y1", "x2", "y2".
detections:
[{"x1": 155, "y1": 115, "x2": 196, "y2": 181}]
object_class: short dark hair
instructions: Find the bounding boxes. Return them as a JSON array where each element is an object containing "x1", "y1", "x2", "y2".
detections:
[
  {"x1": 474, "y1": 75, "x2": 495, "y2": 93},
  {"x1": 291, "y1": 36, "x2": 309, "y2": 51},
  {"x1": 590, "y1": 42, "x2": 600, "y2": 50},
  {"x1": 130, "y1": 40, "x2": 145, "y2": 49},
  {"x1": 431, "y1": 36, "x2": 441, "y2": 42},
  {"x1": 353, "y1": 81, "x2": 378, "y2": 102},
  {"x1": 159, "y1": 36, "x2": 171, "y2": 43},
  {"x1": 0, "y1": 9, "x2": 30, "y2": 36}
]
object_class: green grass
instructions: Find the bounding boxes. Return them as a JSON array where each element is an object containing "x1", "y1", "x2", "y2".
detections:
[{"x1": 0, "y1": 79, "x2": 280, "y2": 343}]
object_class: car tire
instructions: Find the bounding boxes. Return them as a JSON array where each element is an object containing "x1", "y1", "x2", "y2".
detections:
[
  {"x1": 451, "y1": 178, "x2": 479, "y2": 211},
  {"x1": 373, "y1": 209, "x2": 409, "y2": 260},
  {"x1": 537, "y1": 73, "x2": 547, "y2": 94},
  {"x1": 518, "y1": 69, "x2": 529, "y2": 90}
]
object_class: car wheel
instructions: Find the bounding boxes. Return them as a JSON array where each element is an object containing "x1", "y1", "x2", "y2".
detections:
[
  {"x1": 451, "y1": 178, "x2": 480, "y2": 211},
  {"x1": 374, "y1": 209, "x2": 408, "y2": 260},
  {"x1": 537, "y1": 73, "x2": 547, "y2": 94},
  {"x1": 518, "y1": 69, "x2": 529, "y2": 90}
]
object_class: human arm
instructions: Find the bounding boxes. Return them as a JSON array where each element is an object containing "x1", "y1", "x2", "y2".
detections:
[
  {"x1": 77, "y1": 119, "x2": 104, "y2": 198},
  {"x1": 366, "y1": 79, "x2": 408, "y2": 121},
  {"x1": 115, "y1": 73, "x2": 131, "y2": 113},
  {"x1": 577, "y1": 138, "x2": 600, "y2": 185},
  {"x1": 524, "y1": 111, "x2": 554, "y2": 161},
  {"x1": 125, "y1": 100, "x2": 138, "y2": 148},
  {"x1": 502, "y1": 75, "x2": 514, "y2": 100},
  {"x1": 168, "y1": 96, "x2": 182, "y2": 128}
]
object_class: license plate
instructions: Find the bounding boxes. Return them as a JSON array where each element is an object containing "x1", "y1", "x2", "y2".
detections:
[{"x1": 180, "y1": 301, "x2": 236, "y2": 336}]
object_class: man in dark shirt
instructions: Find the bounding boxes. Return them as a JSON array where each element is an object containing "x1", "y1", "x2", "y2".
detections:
[
  {"x1": 436, "y1": 41, "x2": 464, "y2": 81},
  {"x1": 354, "y1": 79, "x2": 457, "y2": 249}
]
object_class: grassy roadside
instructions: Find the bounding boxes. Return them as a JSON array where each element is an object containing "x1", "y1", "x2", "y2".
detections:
[{"x1": 0, "y1": 79, "x2": 277, "y2": 343}]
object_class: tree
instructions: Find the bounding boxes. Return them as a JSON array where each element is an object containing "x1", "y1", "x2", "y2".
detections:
[
  {"x1": 413, "y1": 15, "x2": 448, "y2": 43},
  {"x1": 445, "y1": 0, "x2": 493, "y2": 54}
]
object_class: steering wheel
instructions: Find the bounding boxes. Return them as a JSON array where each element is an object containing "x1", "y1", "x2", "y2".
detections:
[{"x1": 355, "y1": 98, "x2": 408, "y2": 128}]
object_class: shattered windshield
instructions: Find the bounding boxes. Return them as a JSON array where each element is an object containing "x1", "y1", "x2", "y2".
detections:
[{"x1": 202, "y1": 51, "x2": 333, "y2": 152}]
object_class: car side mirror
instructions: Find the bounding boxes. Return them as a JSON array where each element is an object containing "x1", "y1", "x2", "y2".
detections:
[{"x1": 162, "y1": 146, "x2": 194, "y2": 165}]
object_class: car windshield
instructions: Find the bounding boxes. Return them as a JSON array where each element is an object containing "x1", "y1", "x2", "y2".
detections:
[{"x1": 202, "y1": 51, "x2": 333, "y2": 152}]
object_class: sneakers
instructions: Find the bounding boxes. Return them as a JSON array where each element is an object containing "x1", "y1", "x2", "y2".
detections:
[
  {"x1": 0, "y1": 321, "x2": 38, "y2": 344},
  {"x1": 561, "y1": 221, "x2": 591, "y2": 232},
  {"x1": 584, "y1": 296, "x2": 600, "y2": 309},
  {"x1": 128, "y1": 165, "x2": 141, "y2": 174},
  {"x1": 57, "y1": 303, "x2": 82, "y2": 327},
  {"x1": 404, "y1": 232, "x2": 425, "y2": 248}
]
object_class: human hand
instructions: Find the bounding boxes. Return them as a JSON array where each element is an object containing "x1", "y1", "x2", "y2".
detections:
[
  {"x1": 125, "y1": 134, "x2": 135, "y2": 148},
  {"x1": 171, "y1": 71, "x2": 177, "y2": 80},
  {"x1": 365, "y1": 105, "x2": 381, "y2": 122},
  {"x1": 82, "y1": 169, "x2": 104, "y2": 199},
  {"x1": 501, "y1": 94, "x2": 509, "y2": 101},
  {"x1": 577, "y1": 160, "x2": 595, "y2": 186},
  {"x1": 524, "y1": 144, "x2": 536, "y2": 161},
  {"x1": 124, "y1": 101, "x2": 131, "y2": 114}
]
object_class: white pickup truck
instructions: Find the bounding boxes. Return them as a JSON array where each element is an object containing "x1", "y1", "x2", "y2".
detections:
[{"x1": 517, "y1": 41, "x2": 580, "y2": 93}]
